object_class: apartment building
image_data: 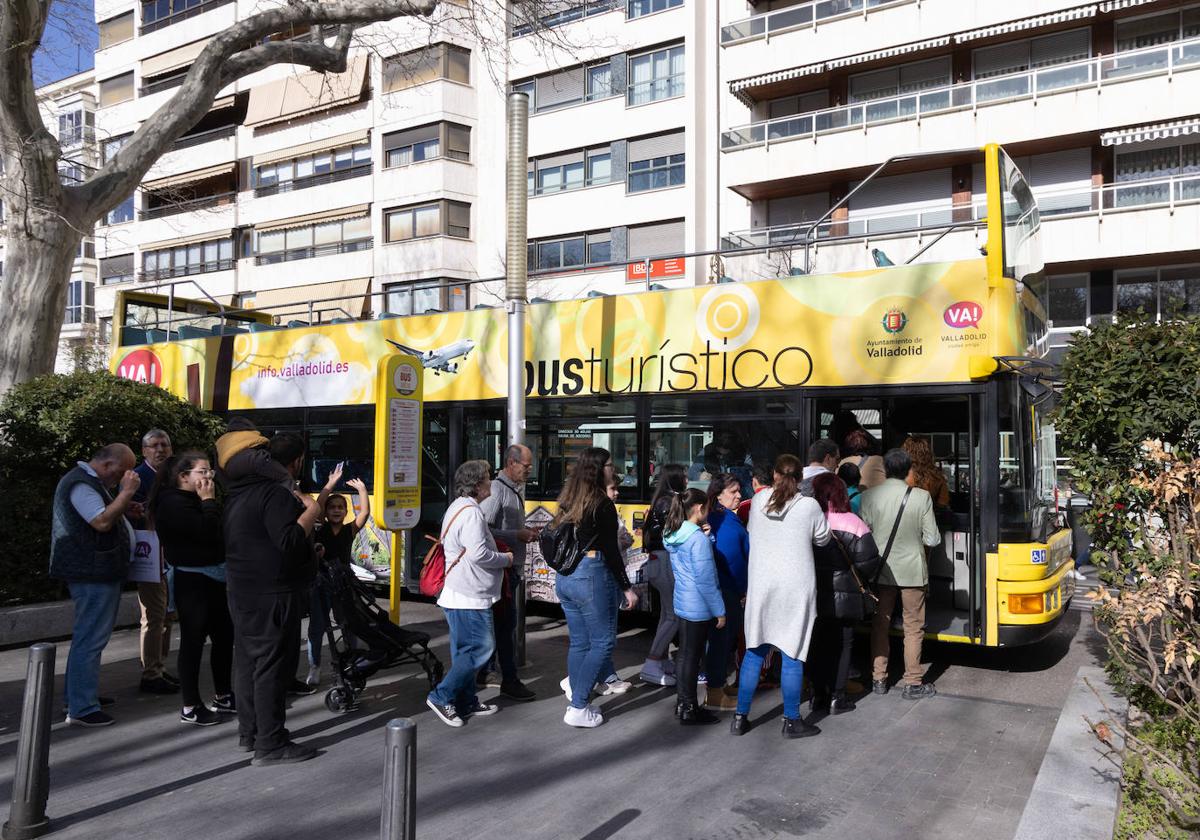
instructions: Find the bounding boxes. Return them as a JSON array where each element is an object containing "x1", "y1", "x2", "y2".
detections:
[
  {"x1": 39, "y1": 0, "x2": 1200, "y2": 357},
  {"x1": 717, "y1": 0, "x2": 1200, "y2": 354},
  {"x1": 82, "y1": 0, "x2": 717, "y2": 344},
  {"x1": 0, "y1": 70, "x2": 100, "y2": 372}
]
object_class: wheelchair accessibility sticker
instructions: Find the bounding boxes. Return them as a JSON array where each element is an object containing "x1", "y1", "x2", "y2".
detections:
[{"x1": 1031, "y1": 548, "x2": 1047, "y2": 565}]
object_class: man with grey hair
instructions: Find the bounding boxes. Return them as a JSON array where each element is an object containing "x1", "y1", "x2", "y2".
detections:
[
  {"x1": 132, "y1": 428, "x2": 178, "y2": 695},
  {"x1": 51, "y1": 444, "x2": 140, "y2": 726},
  {"x1": 478, "y1": 444, "x2": 539, "y2": 701}
]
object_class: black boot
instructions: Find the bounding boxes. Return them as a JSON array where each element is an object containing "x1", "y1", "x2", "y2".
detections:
[
  {"x1": 831, "y1": 692, "x2": 856, "y2": 714},
  {"x1": 810, "y1": 692, "x2": 831, "y2": 714},
  {"x1": 678, "y1": 703, "x2": 720, "y2": 726},
  {"x1": 781, "y1": 717, "x2": 820, "y2": 739},
  {"x1": 730, "y1": 714, "x2": 751, "y2": 736}
]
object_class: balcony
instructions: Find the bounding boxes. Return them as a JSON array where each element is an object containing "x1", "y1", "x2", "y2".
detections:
[
  {"x1": 721, "y1": 0, "x2": 909, "y2": 46},
  {"x1": 723, "y1": 37, "x2": 1200, "y2": 151},
  {"x1": 140, "y1": 191, "x2": 236, "y2": 220},
  {"x1": 254, "y1": 164, "x2": 372, "y2": 198},
  {"x1": 170, "y1": 124, "x2": 236, "y2": 152},
  {"x1": 140, "y1": 0, "x2": 235, "y2": 34},
  {"x1": 510, "y1": 0, "x2": 621, "y2": 38},
  {"x1": 255, "y1": 238, "x2": 373, "y2": 266}
]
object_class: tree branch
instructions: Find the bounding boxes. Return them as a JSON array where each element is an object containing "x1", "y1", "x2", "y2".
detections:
[{"x1": 71, "y1": 0, "x2": 437, "y2": 225}]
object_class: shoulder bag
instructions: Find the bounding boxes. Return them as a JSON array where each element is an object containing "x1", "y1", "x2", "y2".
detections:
[
  {"x1": 870, "y1": 486, "x2": 913, "y2": 587},
  {"x1": 418, "y1": 504, "x2": 471, "y2": 597},
  {"x1": 831, "y1": 533, "x2": 879, "y2": 619},
  {"x1": 539, "y1": 518, "x2": 597, "y2": 577}
]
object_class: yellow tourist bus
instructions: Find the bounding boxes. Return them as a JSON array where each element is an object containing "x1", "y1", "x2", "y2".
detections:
[{"x1": 110, "y1": 144, "x2": 1073, "y2": 647}]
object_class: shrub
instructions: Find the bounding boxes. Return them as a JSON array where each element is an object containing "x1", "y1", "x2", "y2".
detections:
[{"x1": 0, "y1": 370, "x2": 223, "y2": 606}]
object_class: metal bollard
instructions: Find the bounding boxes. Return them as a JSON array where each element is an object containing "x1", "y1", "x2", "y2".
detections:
[
  {"x1": 380, "y1": 718, "x2": 416, "y2": 840},
  {"x1": 3, "y1": 643, "x2": 56, "y2": 840}
]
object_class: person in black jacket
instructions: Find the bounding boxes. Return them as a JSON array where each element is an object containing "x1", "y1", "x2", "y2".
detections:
[
  {"x1": 809, "y1": 472, "x2": 883, "y2": 715},
  {"x1": 222, "y1": 431, "x2": 321, "y2": 765},
  {"x1": 150, "y1": 452, "x2": 233, "y2": 727},
  {"x1": 638, "y1": 463, "x2": 687, "y2": 687},
  {"x1": 553, "y1": 447, "x2": 638, "y2": 729}
]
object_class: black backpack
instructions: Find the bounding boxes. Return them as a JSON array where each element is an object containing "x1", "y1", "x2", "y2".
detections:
[{"x1": 539, "y1": 519, "x2": 597, "y2": 577}]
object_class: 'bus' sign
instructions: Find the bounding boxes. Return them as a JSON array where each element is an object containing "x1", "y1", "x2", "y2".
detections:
[
  {"x1": 943, "y1": 301, "x2": 983, "y2": 329},
  {"x1": 117, "y1": 349, "x2": 163, "y2": 386}
]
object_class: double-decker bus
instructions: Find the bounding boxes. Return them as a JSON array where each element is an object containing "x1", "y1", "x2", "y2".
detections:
[{"x1": 110, "y1": 144, "x2": 1072, "y2": 647}]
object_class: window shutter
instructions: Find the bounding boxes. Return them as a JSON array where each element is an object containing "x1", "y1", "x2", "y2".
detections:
[
  {"x1": 100, "y1": 254, "x2": 134, "y2": 278},
  {"x1": 973, "y1": 42, "x2": 1030, "y2": 78},
  {"x1": 628, "y1": 219, "x2": 684, "y2": 258},
  {"x1": 1031, "y1": 28, "x2": 1090, "y2": 68},
  {"x1": 628, "y1": 131, "x2": 685, "y2": 161},
  {"x1": 535, "y1": 67, "x2": 586, "y2": 108},
  {"x1": 446, "y1": 123, "x2": 470, "y2": 157},
  {"x1": 384, "y1": 123, "x2": 441, "y2": 151}
]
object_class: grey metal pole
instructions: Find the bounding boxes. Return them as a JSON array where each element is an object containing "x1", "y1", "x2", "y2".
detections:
[
  {"x1": 379, "y1": 718, "x2": 416, "y2": 840},
  {"x1": 3, "y1": 643, "x2": 56, "y2": 840},
  {"x1": 506, "y1": 91, "x2": 530, "y2": 666}
]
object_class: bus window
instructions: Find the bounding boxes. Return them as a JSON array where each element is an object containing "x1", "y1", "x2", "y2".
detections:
[
  {"x1": 999, "y1": 148, "x2": 1042, "y2": 284},
  {"x1": 464, "y1": 411, "x2": 504, "y2": 473},
  {"x1": 997, "y1": 378, "x2": 1035, "y2": 542},
  {"x1": 526, "y1": 398, "x2": 639, "y2": 501},
  {"x1": 304, "y1": 405, "x2": 374, "y2": 493}
]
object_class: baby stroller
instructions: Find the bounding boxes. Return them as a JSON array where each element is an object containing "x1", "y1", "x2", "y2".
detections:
[{"x1": 317, "y1": 558, "x2": 444, "y2": 714}]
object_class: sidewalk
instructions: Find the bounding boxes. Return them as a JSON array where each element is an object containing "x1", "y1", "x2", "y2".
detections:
[{"x1": 0, "y1": 600, "x2": 1103, "y2": 840}]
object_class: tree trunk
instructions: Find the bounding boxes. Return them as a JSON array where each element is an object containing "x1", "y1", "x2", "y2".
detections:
[{"x1": 0, "y1": 211, "x2": 82, "y2": 393}]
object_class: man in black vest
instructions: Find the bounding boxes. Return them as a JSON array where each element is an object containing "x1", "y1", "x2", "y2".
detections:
[
  {"x1": 50, "y1": 444, "x2": 140, "y2": 727},
  {"x1": 222, "y1": 431, "x2": 320, "y2": 765}
]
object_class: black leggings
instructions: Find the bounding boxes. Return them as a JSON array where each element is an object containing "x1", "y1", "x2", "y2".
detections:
[
  {"x1": 809, "y1": 616, "x2": 856, "y2": 698},
  {"x1": 174, "y1": 570, "x2": 234, "y2": 707},
  {"x1": 676, "y1": 618, "x2": 713, "y2": 706}
]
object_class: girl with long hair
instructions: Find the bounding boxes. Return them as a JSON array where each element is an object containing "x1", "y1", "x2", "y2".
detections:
[
  {"x1": 149, "y1": 451, "x2": 234, "y2": 726},
  {"x1": 733, "y1": 454, "x2": 831, "y2": 739},
  {"x1": 809, "y1": 472, "x2": 882, "y2": 715},
  {"x1": 902, "y1": 436, "x2": 950, "y2": 508},
  {"x1": 703, "y1": 473, "x2": 749, "y2": 709},
  {"x1": 664, "y1": 488, "x2": 725, "y2": 725},
  {"x1": 554, "y1": 447, "x2": 638, "y2": 728},
  {"x1": 638, "y1": 463, "x2": 687, "y2": 686}
]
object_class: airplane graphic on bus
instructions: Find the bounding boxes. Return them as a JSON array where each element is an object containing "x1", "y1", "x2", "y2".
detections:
[{"x1": 385, "y1": 338, "x2": 475, "y2": 375}]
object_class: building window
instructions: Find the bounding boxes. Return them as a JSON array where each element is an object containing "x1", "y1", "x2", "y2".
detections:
[
  {"x1": 1047, "y1": 274, "x2": 1088, "y2": 328},
  {"x1": 105, "y1": 195, "x2": 135, "y2": 226},
  {"x1": 384, "y1": 200, "x2": 470, "y2": 242},
  {"x1": 382, "y1": 43, "x2": 470, "y2": 93},
  {"x1": 102, "y1": 133, "x2": 131, "y2": 164},
  {"x1": 628, "y1": 45, "x2": 685, "y2": 106},
  {"x1": 100, "y1": 254, "x2": 136, "y2": 285},
  {"x1": 256, "y1": 215, "x2": 372, "y2": 264},
  {"x1": 58, "y1": 111, "x2": 93, "y2": 146},
  {"x1": 143, "y1": 237, "x2": 235, "y2": 280},
  {"x1": 383, "y1": 278, "x2": 468, "y2": 316},
  {"x1": 254, "y1": 142, "x2": 372, "y2": 196},
  {"x1": 140, "y1": 0, "x2": 234, "y2": 34},
  {"x1": 628, "y1": 218, "x2": 685, "y2": 261},
  {"x1": 98, "y1": 11, "x2": 134, "y2": 48},
  {"x1": 1115, "y1": 7, "x2": 1200, "y2": 51},
  {"x1": 382, "y1": 122, "x2": 470, "y2": 168},
  {"x1": 79, "y1": 239, "x2": 96, "y2": 259},
  {"x1": 529, "y1": 146, "x2": 613, "y2": 195},
  {"x1": 58, "y1": 162, "x2": 84, "y2": 186},
  {"x1": 514, "y1": 61, "x2": 614, "y2": 114},
  {"x1": 141, "y1": 66, "x2": 190, "y2": 96},
  {"x1": 627, "y1": 0, "x2": 681, "y2": 18},
  {"x1": 627, "y1": 131, "x2": 685, "y2": 192},
  {"x1": 587, "y1": 63, "x2": 613, "y2": 100},
  {"x1": 527, "y1": 231, "x2": 612, "y2": 271},
  {"x1": 99, "y1": 316, "x2": 113, "y2": 344},
  {"x1": 65, "y1": 280, "x2": 96, "y2": 325},
  {"x1": 1115, "y1": 265, "x2": 1200, "y2": 320},
  {"x1": 849, "y1": 57, "x2": 950, "y2": 103},
  {"x1": 98, "y1": 72, "x2": 136, "y2": 107},
  {"x1": 510, "y1": 0, "x2": 619, "y2": 37}
]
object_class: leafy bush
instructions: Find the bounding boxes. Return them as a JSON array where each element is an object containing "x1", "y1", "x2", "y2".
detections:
[
  {"x1": 1056, "y1": 318, "x2": 1200, "y2": 583},
  {"x1": 0, "y1": 370, "x2": 223, "y2": 606}
]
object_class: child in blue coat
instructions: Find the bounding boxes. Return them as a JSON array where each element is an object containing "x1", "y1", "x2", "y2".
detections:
[{"x1": 664, "y1": 488, "x2": 725, "y2": 725}]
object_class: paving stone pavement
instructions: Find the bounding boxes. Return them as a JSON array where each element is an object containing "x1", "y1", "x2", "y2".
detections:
[{"x1": 0, "y1": 599, "x2": 1102, "y2": 840}]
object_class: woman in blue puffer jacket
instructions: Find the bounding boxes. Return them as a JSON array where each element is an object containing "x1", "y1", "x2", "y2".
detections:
[{"x1": 664, "y1": 488, "x2": 726, "y2": 726}]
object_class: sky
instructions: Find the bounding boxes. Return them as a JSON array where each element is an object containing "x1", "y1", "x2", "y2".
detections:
[{"x1": 33, "y1": 0, "x2": 99, "y2": 87}]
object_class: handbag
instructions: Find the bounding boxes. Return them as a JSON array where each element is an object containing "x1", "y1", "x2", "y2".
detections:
[
  {"x1": 418, "y1": 505, "x2": 471, "y2": 597},
  {"x1": 831, "y1": 534, "x2": 879, "y2": 619},
  {"x1": 538, "y1": 519, "x2": 597, "y2": 577}
]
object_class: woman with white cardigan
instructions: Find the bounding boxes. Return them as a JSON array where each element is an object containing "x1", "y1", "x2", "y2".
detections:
[
  {"x1": 732, "y1": 453, "x2": 831, "y2": 739},
  {"x1": 425, "y1": 460, "x2": 513, "y2": 729}
]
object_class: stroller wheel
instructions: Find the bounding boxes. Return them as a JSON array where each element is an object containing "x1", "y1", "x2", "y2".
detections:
[{"x1": 324, "y1": 686, "x2": 353, "y2": 714}]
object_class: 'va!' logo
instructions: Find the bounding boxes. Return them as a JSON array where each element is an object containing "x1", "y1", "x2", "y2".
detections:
[
  {"x1": 943, "y1": 301, "x2": 983, "y2": 329},
  {"x1": 881, "y1": 307, "x2": 908, "y2": 334},
  {"x1": 116, "y1": 349, "x2": 163, "y2": 386}
]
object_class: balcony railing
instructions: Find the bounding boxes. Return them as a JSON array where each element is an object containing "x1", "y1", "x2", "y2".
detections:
[
  {"x1": 254, "y1": 163, "x2": 372, "y2": 197},
  {"x1": 140, "y1": 0, "x2": 235, "y2": 34},
  {"x1": 141, "y1": 74, "x2": 187, "y2": 97},
  {"x1": 170, "y1": 124, "x2": 236, "y2": 152},
  {"x1": 140, "y1": 191, "x2": 236, "y2": 220},
  {"x1": 721, "y1": 0, "x2": 910, "y2": 45},
  {"x1": 138, "y1": 259, "x2": 235, "y2": 283},
  {"x1": 627, "y1": 73, "x2": 685, "y2": 106},
  {"x1": 510, "y1": 0, "x2": 621, "y2": 37},
  {"x1": 255, "y1": 238, "x2": 373, "y2": 265},
  {"x1": 722, "y1": 173, "x2": 1200, "y2": 248},
  {"x1": 722, "y1": 36, "x2": 1200, "y2": 150}
]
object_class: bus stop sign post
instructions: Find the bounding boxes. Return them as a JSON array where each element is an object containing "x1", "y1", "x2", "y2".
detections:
[
  {"x1": 373, "y1": 354, "x2": 424, "y2": 625},
  {"x1": 506, "y1": 91, "x2": 530, "y2": 665}
]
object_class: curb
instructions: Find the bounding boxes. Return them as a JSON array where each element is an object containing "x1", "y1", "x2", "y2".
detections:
[
  {"x1": 1012, "y1": 664, "x2": 1126, "y2": 840},
  {"x1": 0, "y1": 592, "x2": 142, "y2": 649}
]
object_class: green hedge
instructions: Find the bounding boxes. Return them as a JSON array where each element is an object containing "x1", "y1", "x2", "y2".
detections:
[{"x1": 0, "y1": 371, "x2": 223, "y2": 607}]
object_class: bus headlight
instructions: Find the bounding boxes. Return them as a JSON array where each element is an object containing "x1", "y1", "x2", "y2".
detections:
[{"x1": 1009, "y1": 593, "x2": 1044, "y2": 614}]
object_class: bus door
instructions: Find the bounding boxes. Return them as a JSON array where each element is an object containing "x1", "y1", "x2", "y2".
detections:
[{"x1": 812, "y1": 392, "x2": 985, "y2": 644}]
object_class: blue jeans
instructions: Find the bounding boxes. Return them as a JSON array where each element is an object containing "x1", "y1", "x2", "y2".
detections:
[
  {"x1": 736, "y1": 643, "x2": 805, "y2": 720},
  {"x1": 555, "y1": 556, "x2": 621, "y2": 709},
  {"x1": 428, "y1": 608, "x2": 495, "y2": 710},
  {"x1": 65, "y1": 580, "x2": 123, "y2": 718}
]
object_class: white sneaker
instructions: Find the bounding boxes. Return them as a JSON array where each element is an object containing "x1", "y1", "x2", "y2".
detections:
[
  {"x1": 598, "y1": 676, "x2": 633, "y2": 695},
  {"x1": 639, "y1": 660, "x2": 677, "y2": 687},
  {"x1": 305, "y1": 665, "x2": 320, "y2": 687},
  {"x1": 559, "y1": 676, "x2": 573, "y2": 699},
  {"x1": 563, "y1": 704, "x2": 604, "y2": 728}
]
